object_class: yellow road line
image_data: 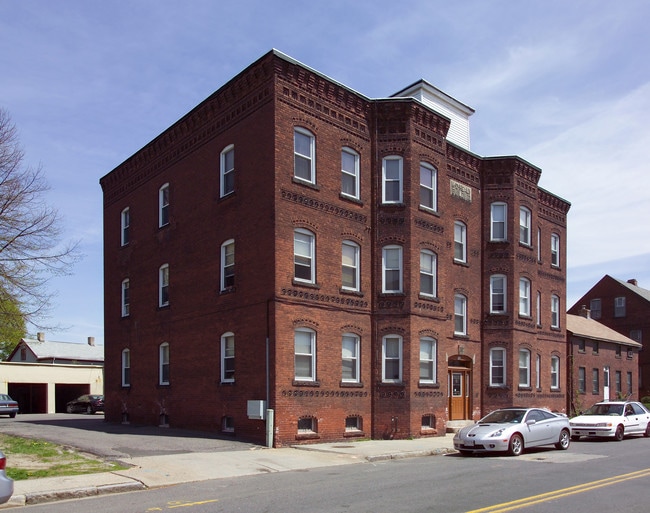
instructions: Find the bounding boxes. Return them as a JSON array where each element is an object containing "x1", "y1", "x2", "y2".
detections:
[{"x1": 466, "y1": 468, "x2": 650, "y2": 513}]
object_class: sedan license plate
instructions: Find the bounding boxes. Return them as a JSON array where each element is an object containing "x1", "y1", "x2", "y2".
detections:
[{"x1": 465, "y1": 439, "x2": 475, "y2": 447}]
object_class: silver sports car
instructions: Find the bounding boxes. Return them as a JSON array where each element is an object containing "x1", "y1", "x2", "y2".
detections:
[{"x1": 453, "y1": 407, "x2": 571, "y2": 456}]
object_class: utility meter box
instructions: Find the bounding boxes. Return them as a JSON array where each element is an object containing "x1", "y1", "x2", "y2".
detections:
[{"x1": 247, "y1": 400, "x2": 266, "y2": 420}]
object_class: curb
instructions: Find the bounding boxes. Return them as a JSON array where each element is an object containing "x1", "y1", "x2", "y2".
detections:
[{"x1": 365, "y1": 448, "x2": 457, "y2": 462}]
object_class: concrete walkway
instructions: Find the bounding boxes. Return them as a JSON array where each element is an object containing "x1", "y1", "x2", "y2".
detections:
[{"x1": 2, "y1": 436, "x2": 456, "y2": 508}]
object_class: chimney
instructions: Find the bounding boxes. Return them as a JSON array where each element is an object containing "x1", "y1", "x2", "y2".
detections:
[
  {"x1": 627, "y1": 279, "x2": 638, "y2": 286},
  {"x1": 579, "y1": 305, "x2": 591, "y2": 319},
  {"x1": 88, "y1": 336, "x2": 95, "y2": 347},
  {"x1": 37, "y1": 332, "x2": 45, "y2": 342}
]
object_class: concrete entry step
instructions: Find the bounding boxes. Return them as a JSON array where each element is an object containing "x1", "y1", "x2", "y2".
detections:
[{"x1": 446, "y1": 420, "x2": 474, "y2": 433}]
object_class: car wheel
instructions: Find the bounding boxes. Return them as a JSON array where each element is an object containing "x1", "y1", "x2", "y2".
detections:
[
  {"x1": 555, "y1": 429, "x2": 570, "y2": 450},
  {"x1": 507, "y1": 434, "x2": 524, "y2": 456},
  {"x1": 644, "y1": 423, "x2": 650, "y2": 438},
  {"x1": 614, "y1": 425, "x2": 625, "y2": 441},
  {"x1": 9, "y1": 413, "x2": 16, "y2": 419},
  {"x1": 86, "y1": 405, "x2": 94, "y2": 414},
  {"x1": 66, "y1": 405, "x2": 74, "y2": 413}
]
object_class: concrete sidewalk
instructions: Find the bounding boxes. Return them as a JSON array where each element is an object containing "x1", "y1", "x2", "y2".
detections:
[{"x1": 2, "y1": 436, "x2": 456, "y2": 508}]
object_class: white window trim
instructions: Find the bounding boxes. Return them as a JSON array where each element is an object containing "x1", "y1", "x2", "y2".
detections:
[
  {"x1": 519, "y1": 207, "x2": 532, "y2": 245},
  {"x1": 159, "y1": 183, "x2": 170, "y2": 228},
  {"x1": 221, "y1": 332, "x2": 235, "y2": 383},
  {"x1": 341, "y1": 240, "x2": 360, "y2": 291},
  {"x1": 519, "y1": 349, "x2": 531, "y2": 387},
  {"x1": 419, "y1": 162, "x2": 437, "y2": 211},
  {"x1": 220, "y1": 144, "x2": 235, "y2": 197},
  {"x1": 382, "y1": 335, "x2": 402, "y2": 383},
  {"x1": 121, "y1": 207, "x2": 130, "y2": 246},
  {"x1": 341, "y1": 147, "x2": 360, "y2": 199},
  {"x1": 294, "y1": 229, "x2": 315, "y2": 284},
  {"x1": 221, "y1": 239, "x2": 235, "y2": 291},
  {"x1": 536, "y1": 291, "x2": 542, "y2": 326},
  {"x1": 294, "y1": 328, "x2": 316, "y2": 381},
  {"x1": 551, "y1": 294, "x2": 560, "y2": 328},
  {"x1": 121, "y1": 278, "x2": 130, "y2": 317},
  {"x1": 419, "y1": 249, "x2": 437, "y2": 297},
  {"x1": 121, "y1": 349, "x2": 131, "y2": 387},
  {"x1": 550, "y1": 356, "x2": 560, "y2": 390},
  {"x1": 341, "y1": 333, "x2": 360, "y2": 383},
  {"x1": 490, "y1": 202, "x2": 507, "y2": 241},
  {"x1": 551, "y1": 233, "x2": 560, "y2": 267},
  {"x1": 454, "y1": 221, "x2": 467, "y2": 263},
  {"x1": 519, "y1": 278, "x2": 531, "y2": 317},
  {"x1": 419, "y1": 337, "x2": 437, "y2": 384},
  {"x1": 490, "y1": 275, "x2": 507, "y2": 313},
  {"x1": 159, "y1": 264, "x2": 169, "y2": 307},
  {"x1": 159, "y1": 342, "x2": 170, "y2": 385},
  {"x1": 294, "y1": 127, "x2": 316, "y2": 184},
  {"x1": 381, "y1": 156, "x2": 403, "y2": 204},
  {"x1": 490, "y1": 347, "x2": 506, "y2": 387},
  {"x1": 382, "y1": 245, "x2": 403, "y2": 293},
  {"x1": 454, "y1": 294, "x2": 467, "y2": 335}
]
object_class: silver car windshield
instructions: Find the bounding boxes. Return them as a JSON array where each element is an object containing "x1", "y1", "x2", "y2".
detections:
[{"x1": 479, "y1": 409, "x2": 526, "y2": 424}]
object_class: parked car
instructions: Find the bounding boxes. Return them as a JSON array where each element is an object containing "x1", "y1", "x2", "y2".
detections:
[
  {"x1": 569, "y1": 401, "x2": 650, "y2": 441},
  {"x1": 0, "y1": 450, "x2": 14, "y2": 504},
  {"x1": 66, "y1": 394, "x2": 104, "y2": 414},
  {"x1": 453, "y1": 407, "x2": 571, "y2": 456},
  {"x1": 0, "y1": 395, "x2": 19, "y2": 418}
]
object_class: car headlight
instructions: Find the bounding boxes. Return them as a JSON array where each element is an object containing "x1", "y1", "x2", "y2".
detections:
[{"x1": 489, "y1": 429, "x2": 505, "y2": 438}]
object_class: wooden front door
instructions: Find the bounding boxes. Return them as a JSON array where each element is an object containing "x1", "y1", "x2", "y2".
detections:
[{"x1": 449, "y1": 369, "x2": 470, "y2": 420}]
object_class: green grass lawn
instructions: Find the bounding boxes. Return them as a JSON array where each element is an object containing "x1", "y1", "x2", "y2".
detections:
[{"x1": 1, "y1": 434, "x2": 129, "y2": 480}]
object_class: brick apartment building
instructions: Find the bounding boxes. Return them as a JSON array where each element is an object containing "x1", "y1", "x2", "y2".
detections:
[
  {"x1": 569, "y1": 275, "x2": 649, "y2": 399},
  {"x1": 100, "y1": 50, "x2": 571, "y2": 446},
  {"x1": 567, "y1": 309, "x2": 641, "y2": 415}
]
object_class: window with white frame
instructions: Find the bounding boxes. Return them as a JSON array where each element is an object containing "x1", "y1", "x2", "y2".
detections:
[
  {"x1": 490, "y1": 202, "x2": 507, "y2": 241},
  {"x1": 159, "y1": 342, "x2": 170, "y2": 385},
  {"x1": 341, "y1": 147, "x2": 359, "y2": 199},
  {"x1": 519, "y1": 277, "x2": 531, "y2": 317},
  {"x1": 341, "y1": 241, "x2": 360, "y2": 291},
  {"x1": 419, "y1": 250, "x2": 437, "y2": 297},
  {"x1": 345, "y1": 415, "x2": 361, "y2": 432},
  {"x1": 490, "y1": 347, "x2": 506, "y2": 386},
  {"x1": 294, "y1": 328, "x2": 316, "y2": 381},
  {"x1": 536, "y1": 291, "x2": 542, "y2": 325},
  {"x1": 297, "y1": 416, "x2": 316, "y2": 434},
  {"x1": 382, "y1": 335, "x2": 402, "y2": 383},
  {"x1": 382, "y1": 156, "x2": 403, "y2": 204},
  {"x1": 294, "y1": 128, "x2": 315, "y2": 184},
  {"x1": 294, "y1": 229, "x2": 315, "y2": 284},
  {"x1": 221, "y1": 332, "x2": 235, "y2": 383},
  {"x1": 550, "y1": 356, "x2": 560, "y2": 389},
  {"x1": 535, "y1": 354, "x2": 541, "y2": 389},
  {"x1": 419, "y1": 162, "x2": 437, "y2": 210},
  {"x1": 121, "y1": 349, "x2": 131, "y2": 387},
  {"x1": 490, "y1": 275, "x2": 507, "y2": 313},
  {"x1": 220, "y1": 144, "x2": 235, "y2": 197},
  {"x1": 614, "y1": 296, "x2": 626, "y2": 317},
  {"x1": 159, "y1": 183, "x2": 169, "y2": 227},
  {"x1": 159, "y1": 264, "x2": 169, "y2": 307},
  {"x1": 341, "y1": 333, "x2": 360, "y2": 382},
  {"x1": 382, "y1": 245, "x2": 402, "y2": 293},
  {"x1": 454, "y1": 294, "x2": 467, "y2": 335},
  {"x1": 519, "y1": 207, "x2": 532, "y2": 245},
  {"x1": 454, "y1": 221, "x2": 467, "y2": 263},
  {"x1": 551, "y1": 294, "x2": 560, "y2": 328},
  {"x1": 222, "y1": 416, "x2": 234, "y2": 433},
  {"x1": 519, "y1": 349, "x2": 531, "y2": 387},
  {"x1": 590, "y1": 298, "x2": 602, "y2": 319},
  {"x1": 221, "y1": 239, "x2": 235, "y2": 290},
  {"x1": 121, "y1": 278, "x2": 130, "y2": 317},
  {"x1": 550, "y1": 233, "x2": 560, "y2": 267},
  {"x1": 537, "y1": 228, "x2": 541, "y2": 261},
  {"x1": 419, "y1": 337, "x2": 437, "y2": 383},
  {"x1": 121, "y1": 207, "x2": 130, "y2": 246}
]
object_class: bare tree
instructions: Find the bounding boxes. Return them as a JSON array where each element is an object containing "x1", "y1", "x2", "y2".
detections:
[{"x1": 0, "y1": 108, "x2": 80, "y2": 329}]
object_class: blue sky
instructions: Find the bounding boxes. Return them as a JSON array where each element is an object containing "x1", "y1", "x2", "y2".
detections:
[{"x1": 1, "y1": 0, "x2": 649, "y2": 345}]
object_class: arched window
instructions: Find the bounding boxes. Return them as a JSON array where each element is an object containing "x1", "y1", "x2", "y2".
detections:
[
  {"x1": 159, "y1": 342, "x2": 170, "y2": 385},
  {"x1": 294, "y1": 229, "x2": 315, "y2": 283},
  {"x1": 382, "y1": 245, "x2": 402, "y2": 293},
  {"x1": 294, "y1": 127, "x2": 315, "y2": 184},
  {"x1": 220, "y1": 144, "x2": 235, "y2": 197},
  {"x1": 221, "y1": 239, "x2": 235, "y2": 290},
  {"x1": 221, "y1": 332, "x2": 235, "y2": 383},
  {"x1": 121, "y1": 349, "x2": 131, "y2": 387}
]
